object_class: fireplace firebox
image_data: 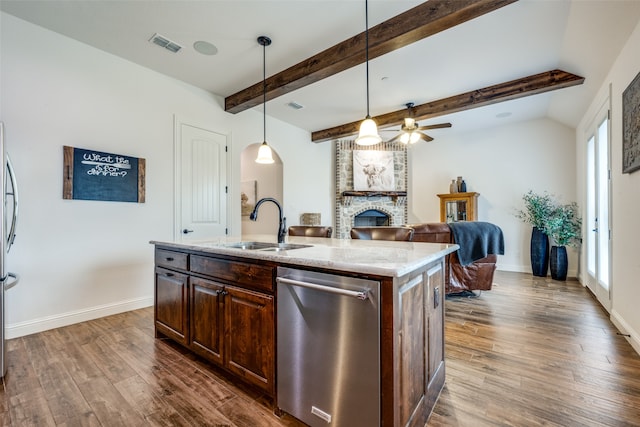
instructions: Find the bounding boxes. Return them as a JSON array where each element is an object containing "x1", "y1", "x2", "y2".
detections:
[{"x1": 354, "y1": 209, "x2": 390, "y2": 227}]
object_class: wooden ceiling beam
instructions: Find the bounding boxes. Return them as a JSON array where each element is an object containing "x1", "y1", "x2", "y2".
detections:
[
  {"x1": 311, "y1": 69, "x2": 585, "y2": 142},
  {"x1": 224, "y1": 0, "x2": 518, "y2": 114}
]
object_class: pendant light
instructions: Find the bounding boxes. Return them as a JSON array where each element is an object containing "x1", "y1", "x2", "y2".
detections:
[
  {"x1": 255, "y1": 35, "x2": 275, "y2": 164},
  {"x1": 355, "y1": 0, "x2": 381, "y2": 146}
]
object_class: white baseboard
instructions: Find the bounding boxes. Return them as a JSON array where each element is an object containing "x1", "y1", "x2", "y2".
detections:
[
  {"x1": 496, "y1": 264, "x2": 579, "y2": 279},
  {"x1": 5, "y1": 296, "x2": 154, "y2": 339},
  {"x1": 610, "y1": 309, "x2": 640, "y2": 357},
  {"x1": 496, "y1": 263, "x2": 529, "y2": 273}
]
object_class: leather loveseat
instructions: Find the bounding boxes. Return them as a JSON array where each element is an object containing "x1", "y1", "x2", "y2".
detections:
[{"x1": 408, "y1": 223, "x2": 501, "y2": 294}]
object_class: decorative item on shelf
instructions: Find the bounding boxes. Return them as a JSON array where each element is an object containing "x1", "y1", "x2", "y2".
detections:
[
  {"x1": 460, "y1": 179, "x2": 467, "y2": 193},
  {"x1": 456, "y1": 176, "x2": 463, "y2": 192},
  {"x1": 449, "y1": 179, "x2": 458, "y2": 194},
  {"x1": 355, "y1": 0, "x2": 381, "y2": 146},
  {"x1": 255, "y1": 35, "x2": 275, "y2": 164},
  {"x1": 546, "y1": 202, "x2": 582, "y2": 281},
  {"x1": 515, "y1": 190, "x2": 555, "y2": 277}
]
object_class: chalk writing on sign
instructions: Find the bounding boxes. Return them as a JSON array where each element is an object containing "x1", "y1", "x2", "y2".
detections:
[{"x1": 81, "y1": 152, "x2": 132, "y2": 177}]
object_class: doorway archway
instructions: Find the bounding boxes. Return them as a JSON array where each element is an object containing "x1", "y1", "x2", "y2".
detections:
[{"x1": 240, "y1": 143, "x2": 283, "y2": 236}]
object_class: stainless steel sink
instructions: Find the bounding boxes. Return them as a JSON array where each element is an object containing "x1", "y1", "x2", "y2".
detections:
[
  {"x1": 259, "y1": 244, "x2": 312, "y2": 252},
  {"x1": 223, "y1": 242, "x2": 311, "y2": 251},
  {"x1": 223, "y1": 241, "x2": 278, "y2": 250}
]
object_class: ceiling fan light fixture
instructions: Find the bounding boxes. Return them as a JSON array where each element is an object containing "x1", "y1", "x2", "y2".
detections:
[
  {"x1": 255, "y1": 35, "x2": 274, "y2": 164},
  {"x1": 404, "y1": 117, "x2": 416, "y2": 129},
  {"x1": 399, "y1": 130, "x2": 420, "y2": 144},
  {"x1": 356, "y1": 0, "x2": 381, "y2": 146}
]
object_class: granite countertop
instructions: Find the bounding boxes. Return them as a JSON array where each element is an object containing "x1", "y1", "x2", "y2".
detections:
[{"x1": 151, "y1": 234, "x2": 458, "y2": 278}]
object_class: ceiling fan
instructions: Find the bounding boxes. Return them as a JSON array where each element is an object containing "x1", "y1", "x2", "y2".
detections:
[{"x1": 385, "y1": 103, "x2": 452, "y2": 144}]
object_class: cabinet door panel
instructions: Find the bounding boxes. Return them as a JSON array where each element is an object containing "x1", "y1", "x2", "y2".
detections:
[
  {"x1": 427, "y1": 264, "x2": 445, "y2": 384},
  {"x1": 225, "y1": 286, "x2": 274, "y2": 394},
  {"x1": 155, "y1": 267, "x2": 188, "y2": 345},
  {"x1": 190, "y1": 277, "x2": 224, "y2": 365},
  {"x1": 398, "y1": 274, "x2": 427, "y2": 426}
]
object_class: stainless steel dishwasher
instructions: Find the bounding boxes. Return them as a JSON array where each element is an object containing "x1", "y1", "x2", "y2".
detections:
[{"x1": 276, "y1": 267, "x2": 380, "y2": 427}]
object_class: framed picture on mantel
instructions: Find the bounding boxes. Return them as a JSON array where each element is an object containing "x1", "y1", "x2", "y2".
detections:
[
  {"x1": 353, "y1": 150, "x2": 395, "y2": 191},
  {"x1": 623, "y1": 70, "x2": 640, "y2": 174}
]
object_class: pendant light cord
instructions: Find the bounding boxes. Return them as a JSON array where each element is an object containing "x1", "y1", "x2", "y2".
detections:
[
  {"x1": 258, "y1": 35, "x2": 271, "y2": 143},
  {"x1": 365, "y1": 0, "x2": 370, "y2": 119}
]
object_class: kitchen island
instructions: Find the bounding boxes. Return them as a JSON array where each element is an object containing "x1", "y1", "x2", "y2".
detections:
[{"x1": 151, "y1": 235, "x2": 458, "y2": 427}]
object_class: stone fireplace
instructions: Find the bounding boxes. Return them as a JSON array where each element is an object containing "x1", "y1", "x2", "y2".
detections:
[{"x1": 334, "y1": 139, "x2": 408, "y2": 238}]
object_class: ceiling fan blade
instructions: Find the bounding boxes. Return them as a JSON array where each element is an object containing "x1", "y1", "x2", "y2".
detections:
[
  {"x1": 417, "y1": 123, "x2": 452, "y2": 130},
  {"x1": 420, "y1": 133, "x2": 434, "y2": 142}
]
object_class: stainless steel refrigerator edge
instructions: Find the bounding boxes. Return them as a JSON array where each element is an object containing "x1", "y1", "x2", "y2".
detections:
[
  {"x1": 276, "y1": 267, "x2": 380, "y2": 427},
  {"x1": 1, "y1": 122, "x2": 20, "y2": 378}
]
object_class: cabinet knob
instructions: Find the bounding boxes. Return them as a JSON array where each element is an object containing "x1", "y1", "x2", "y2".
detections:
[{"x1": 166, "y1": 257, "x2": 174, "y2": 261}]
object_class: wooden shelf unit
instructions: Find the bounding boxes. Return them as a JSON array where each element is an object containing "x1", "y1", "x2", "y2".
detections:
[{"x1": 437, "y1": 192, "x2": 479, "y2": 222}]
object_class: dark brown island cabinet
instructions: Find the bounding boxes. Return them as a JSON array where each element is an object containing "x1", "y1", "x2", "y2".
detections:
[{"x1": 152, "y1": 237, "x2": 456, "y2": 426}]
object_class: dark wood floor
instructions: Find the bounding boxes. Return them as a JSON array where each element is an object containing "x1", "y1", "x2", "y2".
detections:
[{"x1": 2, "y1": 271, "x2": 640, "y2": 426}]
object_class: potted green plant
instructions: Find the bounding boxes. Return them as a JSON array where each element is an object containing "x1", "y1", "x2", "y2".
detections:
[
  {"x1": 515, "y1": 190, "x2": 555, "y2": 277},
  {"x1": 546, "y1": 202, "x2": 582, "y2": 280}
]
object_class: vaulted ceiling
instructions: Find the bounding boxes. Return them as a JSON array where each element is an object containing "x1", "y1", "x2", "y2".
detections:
[{"x1": 2, "y1": 0, "x2": 639, "y2": 140}]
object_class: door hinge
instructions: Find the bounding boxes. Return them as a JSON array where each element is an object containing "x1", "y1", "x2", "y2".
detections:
[
  {"x1": 225, "y1": 228, "x2": 229, "y2": 235},
  {"x1": 225, "y1": 186, "x2": 228, "y2": 193},
  {"x1": 225, "y1": 145, "x2": 228, "y2": 152}
]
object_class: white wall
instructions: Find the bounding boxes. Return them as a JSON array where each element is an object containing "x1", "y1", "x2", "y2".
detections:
[
  {"x1": 408, "y1": 117, "x2": 578, "y2": 275},
  {"x1": 576, "y1": 19, "x2": 640, "y2": 353},
  {"x1": 0, "y1": 13, "x2": 332, "y2": 338}
]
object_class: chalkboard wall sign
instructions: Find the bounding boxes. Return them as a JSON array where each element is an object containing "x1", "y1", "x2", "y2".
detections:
[{"x1": 63, "y1": 146, "x2": 146, "y2": 203}]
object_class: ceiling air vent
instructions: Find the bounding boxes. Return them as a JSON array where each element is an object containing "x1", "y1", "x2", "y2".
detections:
[{"x1": 149, "y1": 33, "x2": 182, "y2": 53}]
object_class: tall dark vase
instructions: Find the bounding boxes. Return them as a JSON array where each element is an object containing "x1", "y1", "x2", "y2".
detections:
[
  {"x1": 530, "y1": 227, "x2": 549, "y2": 277},
  {"x1": 550, "y1": 245, "x2": 568, "y2": 281}
]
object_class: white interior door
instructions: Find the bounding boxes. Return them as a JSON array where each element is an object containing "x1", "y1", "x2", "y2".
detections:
[
  {"x1": 585, "y1": 103, "x2": 611, "y2": 311},
  {"x1": 177, "y1": 123, "x2": 227, "y2": 240}
]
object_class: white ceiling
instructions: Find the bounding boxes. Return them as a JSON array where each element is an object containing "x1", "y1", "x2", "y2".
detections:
[{"x1": 2, "y1": 0, "x2": 639, "y2": 138}]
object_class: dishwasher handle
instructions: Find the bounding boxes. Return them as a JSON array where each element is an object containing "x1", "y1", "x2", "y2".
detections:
[{"x1": 277, "y1": 277, "x2": 369, "y2": 300}]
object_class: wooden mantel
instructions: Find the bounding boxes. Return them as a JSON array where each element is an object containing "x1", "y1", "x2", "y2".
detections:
[{"x1": 342, "y1": 191, "x2": 407, "y2": 206}]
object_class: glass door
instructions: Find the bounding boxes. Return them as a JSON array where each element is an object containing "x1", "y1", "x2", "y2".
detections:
[{"x1": 586, "y1": 103, "x2": 611, "y2": 311}]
